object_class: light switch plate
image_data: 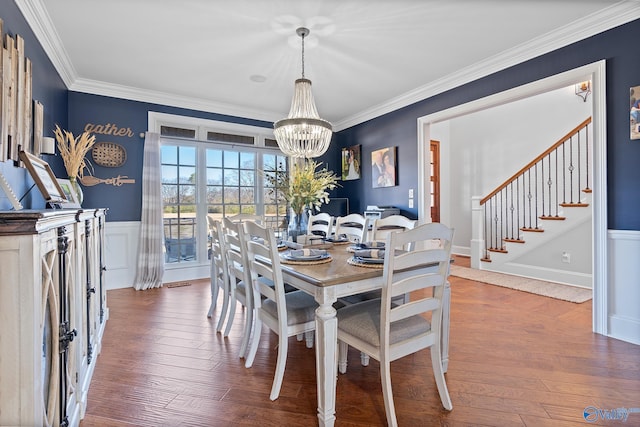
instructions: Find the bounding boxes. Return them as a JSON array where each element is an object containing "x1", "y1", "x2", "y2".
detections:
[
  {"x1": 408, "y1": 199, "x2": 414, "y2": 208},
  {"x1": 409, "y1": 188, "x2": 414, "y2": 198}
]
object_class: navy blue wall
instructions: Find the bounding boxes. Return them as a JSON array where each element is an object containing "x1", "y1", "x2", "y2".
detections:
[
  {"x1": 331, "y1": 20, "x2": 640, "y2": 231},
  {"x1": 3, "y1": 0, "x2": 639, "y2": 231},
  {"x1": 67, "y1": 92, "x2": 272, "y2": 221},
  {"x1": 0, "y1": 2, "x2": 68, "y2": 210}
]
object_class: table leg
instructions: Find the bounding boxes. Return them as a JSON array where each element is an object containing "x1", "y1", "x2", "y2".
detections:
[
  {"x1": 441, "y1": 280, "x2": 451, "y2": 373},
  {"x1": 314, "y1": 293, "x2": 338, "y2": 427}
]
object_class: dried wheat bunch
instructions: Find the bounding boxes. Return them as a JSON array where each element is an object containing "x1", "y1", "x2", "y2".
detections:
[{"x1": 54, "y1": 124, "x2": 96, "y2": 178}]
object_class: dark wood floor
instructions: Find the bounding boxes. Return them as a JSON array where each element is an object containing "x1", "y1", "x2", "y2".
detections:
[{"x1": 81, "y1": 256, "x2": 640, "y2": 426}]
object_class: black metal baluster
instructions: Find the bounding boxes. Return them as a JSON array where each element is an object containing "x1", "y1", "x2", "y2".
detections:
[
  {"x1": 562, "y1": 142, "x2": 567, "y2": 204},
  {"x1": 541, "y1": 157, "x2": 546, "y2": 217},
  {"x1": 585, "y1": 124, "x2": 591, "y2": 191},
  {"x1": 546, "y1": 153, "x2": 553, "y2": 217},
  {"x1": 569, "y1": 136, "x2": 575, "y2": 204},
  {"x1": 527, "y1": 169, "x2": 532, "y2": 229},
  {"x1": 509, "y1": 182, "x2": 515, "y2": 239},
  {"x1": 577, "y1": 131, "x2": 582, "y2": 197},
  {"x1": 516, "y1": 175, "x2": 521, "y2": 238},
  {"x1": 555, "y1": 149, "x2": 559, "y2": 216},
  {"x1": 533, "y1": 163, "x2": 538, "y2": 230}
]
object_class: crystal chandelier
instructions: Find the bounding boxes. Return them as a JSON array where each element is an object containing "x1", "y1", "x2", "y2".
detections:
[{"x1": 274, "y1": 27, "x2": 332, "y2": 158}]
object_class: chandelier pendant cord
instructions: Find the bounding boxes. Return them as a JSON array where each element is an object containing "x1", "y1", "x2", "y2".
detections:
[{"x1": 301, "y1": 31, "x2": 305, "y2": 79}]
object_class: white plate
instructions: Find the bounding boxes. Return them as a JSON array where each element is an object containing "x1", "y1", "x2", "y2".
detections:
[{"x1": 283, "y1": 252, "x2": 328, "y2": 261}]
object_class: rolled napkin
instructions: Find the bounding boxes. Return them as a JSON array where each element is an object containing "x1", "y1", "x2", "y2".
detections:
[
  {"x1": 284, "y1": 240, "x2": 303, "y2": 250},
  {"x1": 289, "y1": 248, "x2": 327, "y2": 258},
  {"x1": 359, "y1": 241, "x2": 385, "y2": 249},
  {"x1": 354, "y1": 249, "x2": 385, "y2": 259},
  {"x1": 326, "y1": 234, "x2": 348, "y2": 242}
]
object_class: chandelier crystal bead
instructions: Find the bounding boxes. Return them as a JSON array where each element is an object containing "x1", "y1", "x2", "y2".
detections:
[{"x1": 274, "y1": 27, "x2": 332, "y2": 158}]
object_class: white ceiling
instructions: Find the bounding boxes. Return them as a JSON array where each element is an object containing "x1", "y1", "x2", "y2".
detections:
[{"x1": 17, "y1": 0, "x2": 640, "y2": 131}]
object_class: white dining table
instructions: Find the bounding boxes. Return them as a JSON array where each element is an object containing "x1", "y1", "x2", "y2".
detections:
[{"x1": 278, "y1": 246, "x2": 450, "y2": 427}]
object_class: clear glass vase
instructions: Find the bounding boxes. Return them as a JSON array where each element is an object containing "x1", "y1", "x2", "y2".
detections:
[
  {"x1": 287, "y1": 208, "x2": 308, "y2": 242},
  {"x1": 69, "y1": 176, "x2": 83, "y2": 206}
]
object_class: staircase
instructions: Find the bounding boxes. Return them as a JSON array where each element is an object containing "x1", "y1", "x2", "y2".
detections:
[{"x1": 471, "y1": 117, "x2": 592, "y2": 287}]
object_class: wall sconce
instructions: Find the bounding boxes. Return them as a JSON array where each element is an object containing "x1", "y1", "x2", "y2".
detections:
[
  {"x1": 575, "y1": 81, "x2": 591, "y2": 102},
  {"x1": 41, "y1": 136, "x2": 56, "y2": 155}
]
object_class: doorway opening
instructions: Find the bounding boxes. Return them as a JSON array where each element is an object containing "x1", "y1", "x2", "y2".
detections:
[{"x1": 417, "y1": 60, "x2": 607, "y2": 335}]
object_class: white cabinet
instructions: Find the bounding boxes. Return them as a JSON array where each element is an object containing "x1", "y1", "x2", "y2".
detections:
[{"x1": 0, "y1": 209, "x2": 107, "y2": 427}]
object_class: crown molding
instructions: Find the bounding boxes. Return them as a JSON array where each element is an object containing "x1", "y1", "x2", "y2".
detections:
[
  {"x1": 15, "y1": 0, "x2": 640, "y2": 132},
  {"x1": 15, "y1": 0, "x2": 77, "y2": 87},
  {"x1": 70, "y1": 78, "x2": 279, "y2": 125},
  {"x1": 333, "y1": 1, "x2": 640, "y2": 131}
]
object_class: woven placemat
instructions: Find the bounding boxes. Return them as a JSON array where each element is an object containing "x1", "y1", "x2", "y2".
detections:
[
  {"x1": 280, "y1": 256, "x2": 333, "y2": 266},
  {"x1": 347, "y1": 257, "x2": 384, "y2": 269}
]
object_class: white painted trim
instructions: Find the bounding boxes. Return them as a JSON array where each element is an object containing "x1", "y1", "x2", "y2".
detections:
[
  {"x1": 417, "y1": 60, "x2": 607, "y2": 336},
  {"x1": 498, "y1": 263, "x2": 592, "y2": 289},
  {"x1": 17, "y1": 0, "x2": 640, "y2": 130},
  {"x1": 15, "y1": 0, "x2": 77, "y2": 87},
  {"x1": 147, "y1": 111, "x2": 276, "y2": 138}
]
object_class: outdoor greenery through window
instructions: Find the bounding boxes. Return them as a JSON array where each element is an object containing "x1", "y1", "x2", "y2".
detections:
[{"x1": 160, "y1": 134, "x2": 288, "y2": 265}]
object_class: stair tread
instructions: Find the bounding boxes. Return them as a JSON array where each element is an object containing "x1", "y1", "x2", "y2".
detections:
[
  {"x1": 559, "y1": 202, "x2": 589, "y2": 207},
  {"x1": 521, "y1": 227, "x2": 544, "y2": 232}
]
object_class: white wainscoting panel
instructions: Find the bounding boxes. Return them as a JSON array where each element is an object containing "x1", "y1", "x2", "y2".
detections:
[
  {"x1": 105, "y1": 221, "x2": 140, "y2": 289},
  {"x1": 608, "y1": 230, "x2": 640, "y2": 345},
  {"x1": 104, "y1": 221, "x2": 211, "y2": 289}
]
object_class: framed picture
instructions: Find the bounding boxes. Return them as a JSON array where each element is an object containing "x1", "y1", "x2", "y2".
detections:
[
  {"x1": 56, "y1": 178, "x2": 81, "y2": 208},
  {"x1": 371, "y1": 146, "x2": 396, "y2": 188},
  {"x1": 18, "y1": 150, "x2": 67, "y2": 203},
  {"x1": 630, "y1": 85, "x2": 640, "y2": 140},
  {"x1": 341, "y1": 144, "x2": 361, "y2": 181}
]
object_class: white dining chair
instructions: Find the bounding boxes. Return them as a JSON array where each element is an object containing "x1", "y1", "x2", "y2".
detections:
[
  {"x1": 307, "y1": 211, "x2": 333, "y2": 238},
  {"x1": 243, "y1": 220, "x2": 318, "y2": 400},
  {"x1": 334, "y1": 213, "x2": 368, "y2": 243},
  {"x1": 337, "y1": 222, "x2": 455, "y2": 426},
  {"x1": 221, "y1": 217, "x2": 255, "y2": 360},
  {"x1": 371, "y1": 215, "x2": 417, "y2": 250},
  {"x1": 207, "y1": 220, "x2": 232, "y2": 335},
  {"x1": 226, "y1": 213, "x2": 263, "y2": 224}
]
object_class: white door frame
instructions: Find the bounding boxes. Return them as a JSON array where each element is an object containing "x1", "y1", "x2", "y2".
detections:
[{"x1": 416, "y1": 60, "x2": 607, "y2": 335}]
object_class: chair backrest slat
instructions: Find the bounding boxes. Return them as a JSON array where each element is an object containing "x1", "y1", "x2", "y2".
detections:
[
  {"x1": 391, "y1": 273, "x2": 445, "y2": 297},
  {"x1": 389, "y1": 298, "x2": 440, "y2": 323},
  {"x1": 334, "y1": 213, "x2": 368, "y2": 243},
  {"x1": 372, "y1": 215, "x2": 417, "y2": 250},
  {"x1": 308, "y1": 212, "x2": 333, "y2": 237}
]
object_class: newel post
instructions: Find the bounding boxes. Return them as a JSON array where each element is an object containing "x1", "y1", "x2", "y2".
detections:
[{"x1": 471, "y1": 196, "x2": 484, "y2": 269}]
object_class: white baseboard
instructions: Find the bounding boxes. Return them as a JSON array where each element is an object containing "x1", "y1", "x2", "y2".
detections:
[
  {"x1": 484, "y1": 262, "x2": 592, "y2": 288},
  {"x1": 452, "y1": 245, "x2": 470, "y2": 257}
]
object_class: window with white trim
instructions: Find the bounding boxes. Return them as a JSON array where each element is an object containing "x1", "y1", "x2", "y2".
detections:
[{"x1": 154, "y1": 113, "x2": 288, "y2": 265}]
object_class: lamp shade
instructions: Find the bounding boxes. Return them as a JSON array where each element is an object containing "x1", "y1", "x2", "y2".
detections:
[{"x1": 274, "y1": 78, "x2": 332, "y2": 158}]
